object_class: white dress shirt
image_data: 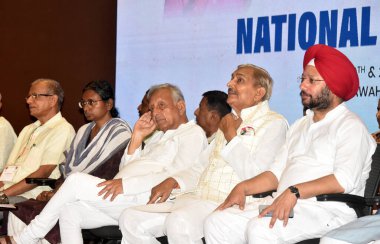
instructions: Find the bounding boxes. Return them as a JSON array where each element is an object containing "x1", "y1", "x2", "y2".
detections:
[{"x1": 270, "y1": 103, "x2": 376, "y2": 196}]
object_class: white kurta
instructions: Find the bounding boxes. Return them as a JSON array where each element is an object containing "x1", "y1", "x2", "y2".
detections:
[
  {"x1": 0, "y1": 116, "x2": 17, "y2": 171},
  {"x1": 205, "y1": 103, "x2": 377, "y2": 244},
  {"x1": 120, "y1": 101, "x2": 288, "y2": 244},
  {"x1": 13, "y1": 121, "x2": 207, "y2": 244}
]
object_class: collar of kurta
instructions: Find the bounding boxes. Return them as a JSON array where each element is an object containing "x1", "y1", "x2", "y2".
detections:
[
  {"x1": 306, "y1": 102, "x2": 348, "y2": 124},
  {"x1": 32, "y1": 112, "x2": 63, "y2": 129},
  {"x1": 239, "y1": 100, "x2": 270, "y2": 121},
  {"x1": 161, "y1": 120, "x2": 196, "y2": 138}
]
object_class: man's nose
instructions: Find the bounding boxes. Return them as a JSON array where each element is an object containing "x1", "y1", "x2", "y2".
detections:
[
  {"x1": 26, "y1": 96, "x2": 33, "y2": 104},
  {"x1": 150, "y1": 107, "x2": 160, "y2": 116},
  {"x1": 227, "y1": 78, "x2": 234, "y2": 88},
  {"x1": 299, "y1": 80, "x2": 307, "y2": 90},
  {"x1": 194, "y1": 108, "x2": 199, "y2": 117}
]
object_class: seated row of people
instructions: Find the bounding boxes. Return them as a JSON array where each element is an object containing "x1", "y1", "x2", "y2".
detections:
[
  {"x1": 0, "y1": 44, "x2": 377, "y2": 244},
  {"x1": 6, "y1": 80, "x2": 133, "y2": 244}
]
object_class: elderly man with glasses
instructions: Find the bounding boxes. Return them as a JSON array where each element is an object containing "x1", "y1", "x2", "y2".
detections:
[{"x1": 0, "y1": 78, "x2": 75, "y2": 205}]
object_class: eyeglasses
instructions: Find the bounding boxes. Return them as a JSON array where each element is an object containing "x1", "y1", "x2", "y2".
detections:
[
  {"x1": 297, "y1": 76, "x2": 324, "y2": 85},
  {"x1": 78, "y1": 99, "x2": 103, "y2": 108},
  {"x1": 25, "y1": 93, "x2": 53, "y2": 100}
]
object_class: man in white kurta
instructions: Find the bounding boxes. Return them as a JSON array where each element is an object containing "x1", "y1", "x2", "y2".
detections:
[
  {"x1": 120, "y1": 64, "x2": 288, "y2": 244},
  {"x1": 0, "y1": 92, "x2": 17, "y2": 171},
  {"x1": 11, "y1": 83, "x2": 207, "y2": 244},
  {"x1": 0, "y1": 116, "x2": 16, "y2": 171},
  {"x1": 204, "y1": 44, "x2": 377, "y2": 243},
  {"x1": 0, "y1": 79, "x2": 75, "y2": 202}
]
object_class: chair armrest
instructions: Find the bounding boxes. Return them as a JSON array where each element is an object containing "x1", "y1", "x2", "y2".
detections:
[
  {"x1": 365, "y1": 196, "x2": 380, "y2": 206},
  {"x1": 25, "y1": 178, "x2": 57, "y2": 189},
  {"x1": 316, "y1": 193, "x2": 366, "y2": 205},
  {"x1": 316, "y1": 193, "x2": 368, "y2": 217},
  {"x1": 252, "y1": 190, "x2": 276, "y2": 198}
]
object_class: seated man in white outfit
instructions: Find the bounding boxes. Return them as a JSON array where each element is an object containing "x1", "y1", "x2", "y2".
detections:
[
  {"x1": 5, "y1": 83, "x2": 208, "y2": 244},
  {"x1": 120, "y1": 64, "x2": 288, "y2": 244},
  {"x1": 204, "y1": 44, "x2": 377, "y2": 244},
  {"x1": 0, "y1": 79, "x2": 75, "y2": 204},
  {"x1": 0, "y1": 92, "x2": 17, "y2": 171}
]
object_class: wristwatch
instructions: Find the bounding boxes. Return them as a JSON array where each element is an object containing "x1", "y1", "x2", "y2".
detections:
[
  {"x1": 288, "y1": 186, "x2": 300, "y2": 199},
  {"x1": 0, "y1": 191, "x2": 9, "y2": 204}
]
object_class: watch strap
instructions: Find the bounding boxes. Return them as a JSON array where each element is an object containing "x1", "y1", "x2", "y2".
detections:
[{"x1": 288, "y1": 186, "x2": 300, "y2": 198}]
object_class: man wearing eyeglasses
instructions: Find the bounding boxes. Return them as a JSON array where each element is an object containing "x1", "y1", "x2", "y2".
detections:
[
  {"x1": 204, "y1": 44, "x2": 376, "y2": 243},
  {"x1": 0, "y1": 78, "x2": 75, "y2": 204}
]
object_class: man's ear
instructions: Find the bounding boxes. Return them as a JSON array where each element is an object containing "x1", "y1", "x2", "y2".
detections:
[
  {"x1": 176, "y1": 100, "x2": 186, "y2": 115},
  {"x1": 255, "y1": 87, "x2": 266, "y2": 102},
  {"x1": 209, "y1": 110, "x2": 219, "y2": 121},
  {"x1": 50, "y1": 95, "x2": 59, "y2": 107}
]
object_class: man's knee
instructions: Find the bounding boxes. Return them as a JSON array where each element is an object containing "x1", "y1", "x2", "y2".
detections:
[
  {"x1": 59, "y1": 204, "x2": 80, "y2": 226},
  {"x1": 119, "y1": 208, "x2": 145, "y2": 234},
  {"x1": 164, "y1": 212, "x2": 182, "y2": 234},
  {"x1": 204, "y1": 211, "x2": 223, "y2": 235},
  {"x1": 246, "y1": 218, "x2": 277, "y2": 242}
]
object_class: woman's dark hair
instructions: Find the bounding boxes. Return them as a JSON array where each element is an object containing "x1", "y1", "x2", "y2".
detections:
[{"x1": 82, "y1": 80, "x2": 119, "y2": 117}]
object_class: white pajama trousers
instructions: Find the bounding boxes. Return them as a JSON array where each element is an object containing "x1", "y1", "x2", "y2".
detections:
[
  {"x1": 120, "y1": 196, "x2": 218, "y2": 244},
  {"x1": 204, "y1": 198, "x2": 357, "y2": 244},
  {"x1": 8, "y1": 213, "x2": 49, "y2": 244},
  {"x1": 13, "y1": 172, "x2": 149, "y2": 244}
]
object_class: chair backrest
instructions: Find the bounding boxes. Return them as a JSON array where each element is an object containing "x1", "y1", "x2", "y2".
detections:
[
  {"x1": 364, "y1": 145, "x2": 380, "y2": 198},
  {"x1": 361, "y1": 144, "x2": 380, "y2": 215}
]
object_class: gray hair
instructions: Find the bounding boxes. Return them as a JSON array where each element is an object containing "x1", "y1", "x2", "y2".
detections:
[
  {"x1": 237, "y1": 64, "x2": 273, "y2": 101},
  {"x1": 147, "y1": 83, "x2": 185, "y2": 103},
  {"x1": 32, "y1": 78, "x2": 64, "y2": 110}
]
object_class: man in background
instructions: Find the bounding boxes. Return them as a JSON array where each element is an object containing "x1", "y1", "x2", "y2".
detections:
[
  {"x1": 372, "y1": 98, "x2": 380, "y2": 143},
  {"x1": 194, "y1": 90, "x2": 231, "y2": 143}
]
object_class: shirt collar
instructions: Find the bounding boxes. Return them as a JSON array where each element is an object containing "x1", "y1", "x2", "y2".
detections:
[
  {"x1": 207, "y1": 132, "x2": 216, "y2": 144},
  {"x1": 33, "y1": 112, "x2": 63, "y2": 128},
  {"x1": 240, "y1": 100, "x2": 270, "y2": 120},
  {"x1": 306, "y1": 102, "x2": 347, "y2": 123}
]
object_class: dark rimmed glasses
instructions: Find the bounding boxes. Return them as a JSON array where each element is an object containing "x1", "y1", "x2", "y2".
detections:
[
  {"x1": 25, "y1": 93, "x2": 53, "y2": 101},
  {"x1": 78, "y1": 99, "x2": 103, "y2": 108}
]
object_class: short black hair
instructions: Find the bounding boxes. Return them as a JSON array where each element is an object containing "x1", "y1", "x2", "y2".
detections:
[
  {"x1": 202, "y1": 90, "x2": 231, "y2": 117},
  {"x1": 82, "y1": 80, "x2": 119, "y2": 117}
]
